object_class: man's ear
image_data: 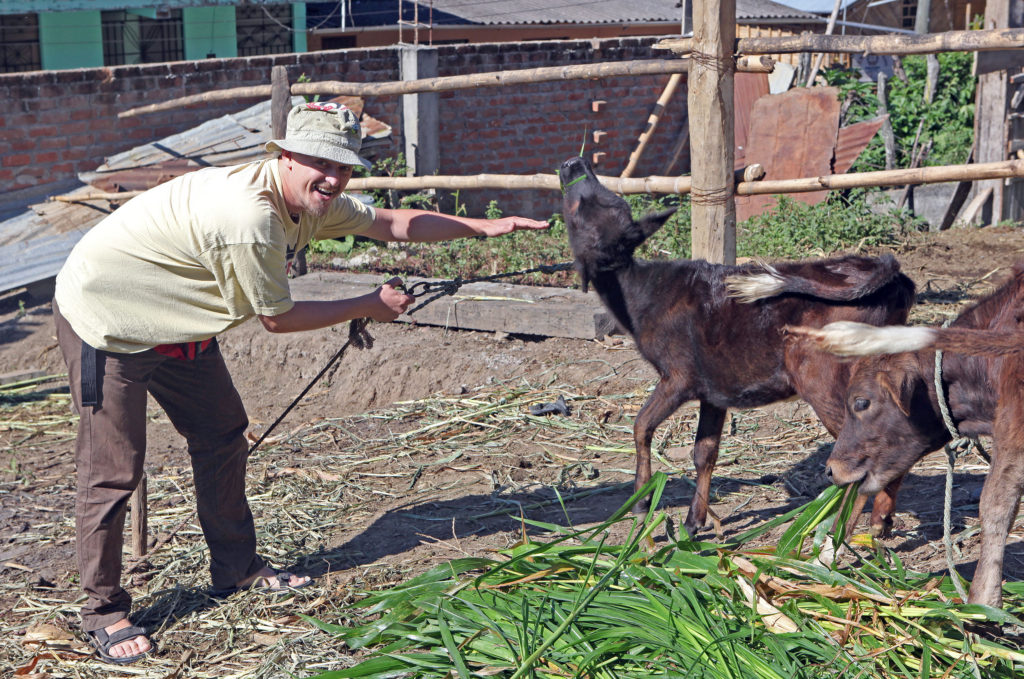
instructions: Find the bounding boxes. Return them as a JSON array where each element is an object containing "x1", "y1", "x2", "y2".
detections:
[{"x1": 637, "y1": 208, "x2": 678, "y2": 240}]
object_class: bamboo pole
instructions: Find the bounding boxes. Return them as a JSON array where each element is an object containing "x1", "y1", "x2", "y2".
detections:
[
  {"x1": 734, "y1": 159, "x2": 1024, "y2": 195},
  {"x1": 804, "y1": 0, "x2": 844, "y2": 87},
  {"x1": 621, "y1": 73, "x2": 684, "y2": 178},
  {"x1": 656, "y1": 27, "x2": 1024, "y2": 56},
  {"x1": 118, "y1": 56, "x2": 774, "y2": 119},
  {"x1": 52, "y1": 160, "x2": 1024, "y2": 202}
]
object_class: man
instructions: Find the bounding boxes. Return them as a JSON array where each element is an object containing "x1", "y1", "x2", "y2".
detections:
[{"x1": 53, "y1": 101, "x2": 548, "y2": 664}]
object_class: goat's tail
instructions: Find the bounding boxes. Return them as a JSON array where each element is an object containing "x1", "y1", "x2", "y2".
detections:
[
  {"x1": 724, "y1": 260, "x2": 785, "y2": 303},
  {"x1": 785, "y1": 321, "x2": 1024, "y2": 358}
]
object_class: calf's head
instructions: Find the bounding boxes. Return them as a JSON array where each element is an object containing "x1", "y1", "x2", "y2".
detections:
[
  {"x1": 828, "y1": 354, "x2": 948, "y2": 494},
  {"x1": 558, "y1": 156, "x2": 675, "y2": 292}
]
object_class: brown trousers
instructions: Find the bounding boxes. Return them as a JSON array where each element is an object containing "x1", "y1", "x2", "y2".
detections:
[{"x1": 54, "y1": 302, "x2": 264, "y2": 632}]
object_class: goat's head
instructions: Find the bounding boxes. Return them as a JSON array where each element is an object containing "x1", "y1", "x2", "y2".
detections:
[
  {"x1": 827, "y1": 354, "x2": 946, "y2": 495},
  {"x1": 558, "y1": 156, "x2": 675, "y2": 292}
]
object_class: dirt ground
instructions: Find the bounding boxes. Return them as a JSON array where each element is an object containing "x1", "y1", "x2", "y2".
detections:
[{"x1": 3, "y1": 224, "x2": 1024, "y2": 676}]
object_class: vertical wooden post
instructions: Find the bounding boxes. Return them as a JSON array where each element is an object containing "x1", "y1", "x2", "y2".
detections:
[
  {"x1": 271, "y1": 65, "x2": 290, "y2": 141},
  {"x1": 272, "y1": 65, "x2": 307, "y2": 274},
  {"x1": 130, "y1": 473, "x2": 148, "y2": 558},
  {"x1": 972, "y1": 1, "x2": 1017, "y2": 225},
  {"x1": 400, "y1": 46, "x2": 440, "y2": 178},
  {"x1": 688, "y1": 0, "x2": 736, "y2": 264}
]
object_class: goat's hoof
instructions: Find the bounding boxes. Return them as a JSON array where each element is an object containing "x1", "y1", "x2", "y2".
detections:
[{"x1": 868, "y1": 517, "x2": 894, "y2": 539}]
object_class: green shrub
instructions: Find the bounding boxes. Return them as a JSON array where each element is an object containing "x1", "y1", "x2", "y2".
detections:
[
  {"x1": 824, "y1": 52, "x2": 976, "y2": 171},
  {"x1": 737, "y1": 193, "x2": 915, "y2": 259}
]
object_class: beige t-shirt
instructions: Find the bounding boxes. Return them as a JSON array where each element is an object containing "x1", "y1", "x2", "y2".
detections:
[{"x1": 55, "y1": 159, "x2": 375, "y2": 353}]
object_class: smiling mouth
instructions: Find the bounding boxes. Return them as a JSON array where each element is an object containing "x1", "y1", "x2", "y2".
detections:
[{"x1": 314, "y1": 185, "x2": 337, "y2": 198}]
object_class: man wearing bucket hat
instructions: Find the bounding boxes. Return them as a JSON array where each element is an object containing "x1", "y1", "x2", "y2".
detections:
[{"x1": 53, "y1": 101, "x2": 548, "y2": 664}]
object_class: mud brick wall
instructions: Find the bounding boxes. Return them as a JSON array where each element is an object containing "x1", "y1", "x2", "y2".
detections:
[{"x1": 1, "y1": 36, "x2": 687, "y2": 218}]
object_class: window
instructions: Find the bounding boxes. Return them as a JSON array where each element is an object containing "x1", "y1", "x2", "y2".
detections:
[
  {"x1": 101, "y1": 9, "x2": 183, "y2": 66},
  {"x1": 236, "y1": 4, "x2": 293, "y2": 57},
  {"x1": 901, "y1": 0, "x2": 918, "y2": 30},
  {"x1": 1, "y1": 14, "x2": 41, "y2": 73}
]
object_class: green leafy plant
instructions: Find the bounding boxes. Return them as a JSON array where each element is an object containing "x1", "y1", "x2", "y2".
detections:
[
  {"x1": 824, "y1": 52, "x2": 976, "y2": 170},
  {"x1": 308, "y1": 234, "x2": 356, "y2": 256},
  {"x1": 303, "y1": 476, "x2": 1024, "y2": 678},
  {"x1": 737, "y1": 194, "x2": 915, "y2": 259},
  {"x1": 295, "y1": 73, "x2": 320, "y2": 103},
  {"x1": 485, "y1": 199, "x2": 503, "y2": 220}
]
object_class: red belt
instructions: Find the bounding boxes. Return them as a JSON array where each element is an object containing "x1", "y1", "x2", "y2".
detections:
[{"x1": 152, "y1": 338, "x2": 214, "y2": 361}]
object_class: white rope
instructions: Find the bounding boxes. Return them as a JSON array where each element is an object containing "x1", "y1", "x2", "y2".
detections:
[{"x1": 933, "y1": 322, "x2": 972, "y2": 603}]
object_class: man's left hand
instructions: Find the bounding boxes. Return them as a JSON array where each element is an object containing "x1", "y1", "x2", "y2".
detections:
[{"x1": 480, "y1": 217, "x2": 549, "y2": 237}]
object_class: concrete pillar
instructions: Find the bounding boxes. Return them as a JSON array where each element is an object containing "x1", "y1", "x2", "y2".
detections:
[{"x1": 400, "y1": 45, "x2": 440, "y2": 178}]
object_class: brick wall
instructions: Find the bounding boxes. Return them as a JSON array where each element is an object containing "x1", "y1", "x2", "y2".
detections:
[
  {"x1": 1, "y1": 36, "x2": 687, "y2": 218},
  {"x1": 434, "y1": 38, "x2": 687, "y2": 216}
]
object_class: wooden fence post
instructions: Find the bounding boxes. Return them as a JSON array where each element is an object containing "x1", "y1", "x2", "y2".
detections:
[
  {"x1": 971, "y1": 1, "x2": 1019, "y2": 225},
  {"x1": 688, "y1": 0, "x2": 736, "y2": 264},
  {"x1": 400, "y1": 46, "x2": 440, "y2": 179},
  {"x1": 271, "y1": 65, "x2": 290, "y2": 139},
  {"x1": 272, "y1": 65, "x2": 308, "y2": 274}
]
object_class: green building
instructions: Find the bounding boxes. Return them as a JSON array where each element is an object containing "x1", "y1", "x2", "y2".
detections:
[{"x1": 0, "y1": 1, "x2": 308, "y2": 72}]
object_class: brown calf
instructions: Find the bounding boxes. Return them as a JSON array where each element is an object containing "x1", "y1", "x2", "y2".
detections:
[
  {"x1": 558, "y1": 156, "x2": 916, "y2": 537},
  {"x1": 789, "y1": 262, "x2": 1024, "y2": 607}
]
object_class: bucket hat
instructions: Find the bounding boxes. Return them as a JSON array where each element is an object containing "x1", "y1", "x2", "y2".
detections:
[{"x1": 265, "y1": 102, "x2": 371, "y2": 169}]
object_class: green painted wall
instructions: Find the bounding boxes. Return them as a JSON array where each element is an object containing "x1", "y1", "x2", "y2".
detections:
[
  {"x1": 22, "y1": 3, "x2": 308, "y2": 71},
  {"x1": 6, "y1": 1, "x2": 283, "y2": 12},
  {"x1": 38, "y1": 10, "x2": 103, "y2": 70},
  {"x1": 292, "y1": 2, "x2": 306, "y2": 53},
  {"x1": 183, "y1": 6, "x2": 237, "y2": 60}
]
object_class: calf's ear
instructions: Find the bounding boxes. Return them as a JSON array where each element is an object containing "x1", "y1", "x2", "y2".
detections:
[
  {"x1": 637, "y1": 208, "x2": 678, "y2": 240},
  {"x1": 876, "y1": 370, "x2": 915, "y2": 417}
]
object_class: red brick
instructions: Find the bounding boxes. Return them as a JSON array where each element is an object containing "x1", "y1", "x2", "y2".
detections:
[{"x1": 3, "y1": 153, "x2": 32, "y2": 167}]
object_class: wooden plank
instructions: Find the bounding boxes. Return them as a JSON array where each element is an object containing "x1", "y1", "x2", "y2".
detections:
[
  {"x1": 290, "y1": 272, "x2": 616, "y2": 340},
  {"x1": 973, "y1": 1, "x2": 1014, "y2": 224}
]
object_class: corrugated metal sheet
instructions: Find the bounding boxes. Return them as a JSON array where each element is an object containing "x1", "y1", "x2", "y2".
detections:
[
  {"x1": 425, "y1": 0, "x2": 821, "y2": 25},
  {"x1": 834, "y1": 116, "x2": 885, "y2": 175},
  {"x1": 739, "y1": 86, "x2": 841, "y2": 222},
  {"x1": 767, "y1": 0, "x2": 860, "y2": 13}
]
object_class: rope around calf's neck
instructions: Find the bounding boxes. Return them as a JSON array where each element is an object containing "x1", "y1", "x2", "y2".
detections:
[{"x1": 933, "y1": 319, "x2": 983, "y2": 604}]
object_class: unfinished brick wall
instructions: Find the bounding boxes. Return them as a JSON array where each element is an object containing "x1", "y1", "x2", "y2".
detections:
[
  {"x1": 435, "y1": 38, "x2": 687, "y2": 216},
  {"x1": 1, "y1": 36, "x2": 687, "y2": 218}
]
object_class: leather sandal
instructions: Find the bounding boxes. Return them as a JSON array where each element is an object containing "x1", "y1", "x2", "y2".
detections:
[
  {"x1": 209, "y1": 569, "x2": 313, "y2": 599},
  {"x1": 87, "y1": 624, "x2": 151, "y2": 665}
]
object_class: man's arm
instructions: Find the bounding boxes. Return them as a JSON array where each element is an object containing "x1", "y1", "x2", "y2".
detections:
[
  {"x1": 258, "y1": 278, "x2": 413, "y2": 333},
  {"x1": 362, "y1": 208, "x2": 548, "y2": 243}
]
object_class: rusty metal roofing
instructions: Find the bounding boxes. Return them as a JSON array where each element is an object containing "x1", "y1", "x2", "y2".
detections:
[
  {"x1": 423, "y1": 0, "x2": 822, "y2": 25},
  {"x1": 834, "y1": 116, "x2": 886, "y2": 175}
]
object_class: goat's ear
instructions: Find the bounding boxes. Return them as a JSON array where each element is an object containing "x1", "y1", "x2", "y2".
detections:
[
  {"x1": 876, "y1": 369, "x2": 915, "y2": 417},
  {"x1": 637, "y1": 208, "x2": 678, "y2": 240}
]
